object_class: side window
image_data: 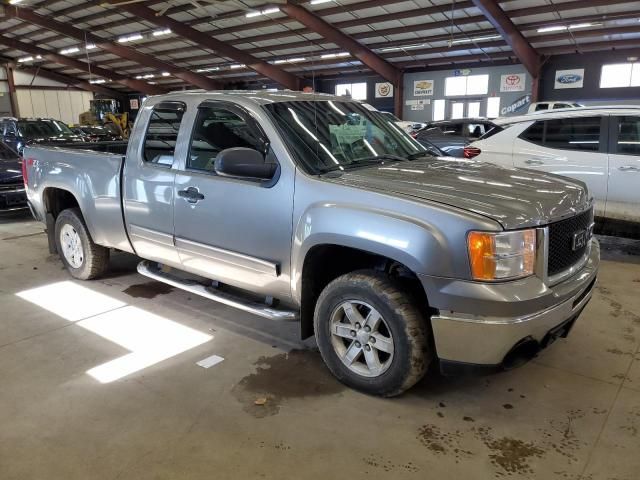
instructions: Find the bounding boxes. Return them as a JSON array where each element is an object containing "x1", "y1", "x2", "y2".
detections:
[
  {"x1": 553, "y1": 103, "x2": 571, "y2": 109},
  {"x1": 467, "y1": 123, "x2": 485, "y2": 139},
  {"x1": 142, "y1": 102, "x2": 186, "y2": 166},
  {"x1": 545, "y1": 117, "x2": 600, "y2": 152},
  {"x1": 615, "y1": 116, "x2": 640, "y2": 155},
  {"x1": 187, "y1": 105, "x2": 266, "y2": 173},
  {"x1": 441, "y1": 123, "x2": 463, "y2": 135},
  {"x1": 535, "y1": 103, "x2": 548, "y2": 111},
  {"x1": 520, "y1": 121, "x2": 544, "y2": 145}
]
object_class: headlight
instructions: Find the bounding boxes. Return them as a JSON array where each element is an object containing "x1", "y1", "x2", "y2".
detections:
[{"x1": 467, "y1": 229, "x2": 536, "y2": 281}]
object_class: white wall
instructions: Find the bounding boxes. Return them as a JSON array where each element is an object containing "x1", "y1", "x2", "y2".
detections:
[{"x1": 15, "y1": 89, "x2": 93, "y2": 124}]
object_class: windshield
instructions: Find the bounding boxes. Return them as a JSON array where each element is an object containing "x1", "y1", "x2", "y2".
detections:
[
  {"x1": 17, "y1": 119, "x2": 74, "y2": 139},
  {"x1": 263, "y1": 100, "x2": 429, "y2": 174}
]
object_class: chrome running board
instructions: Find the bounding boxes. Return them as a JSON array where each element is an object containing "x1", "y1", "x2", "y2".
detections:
[{"x1": 137, "y1": 260, "x2": 298, "y2": 321}]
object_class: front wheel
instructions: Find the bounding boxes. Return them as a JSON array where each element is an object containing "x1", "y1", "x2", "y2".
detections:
[
  {"x1": 54, "y1": 208, "x2": 110, "y2": 280},
  {"x1": 314, "y1": 270, "x2": 431, "y2": 397}
]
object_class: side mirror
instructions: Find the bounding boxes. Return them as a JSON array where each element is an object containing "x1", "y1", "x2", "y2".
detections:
[{"x1": 214, "y1": 147, "x2": 276, "y2": 180}]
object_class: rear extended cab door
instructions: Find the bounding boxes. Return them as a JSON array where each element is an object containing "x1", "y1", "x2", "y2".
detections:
[
  {"x1": 122, "y1": 100, "x2": 188, "y2": 268},
  {"x1": 605, "y1": 115, "x2": 640, "y2": 226},
  {"x1": 511, "y1": 115, "x2": 608, "y2": 217}
]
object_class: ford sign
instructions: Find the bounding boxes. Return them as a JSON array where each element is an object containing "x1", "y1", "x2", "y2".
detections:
[{"x1": 557, "y1": 74, "x2": 582, "y2": 84}]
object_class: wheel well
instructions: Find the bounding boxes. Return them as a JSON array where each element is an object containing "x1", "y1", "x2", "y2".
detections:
[
  {"x1": 43, "y1": 187, "x2": 79, "y2": 219},
  {"x1": 300, "y1": 244, "x2": 429, "y2": 339}
]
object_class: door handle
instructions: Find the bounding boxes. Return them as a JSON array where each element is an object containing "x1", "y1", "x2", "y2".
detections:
[
  {"x1": 525, "y1": 159, "x2": 544, "y2": 165},
  {"x1": 618, "y1": 165, "x2": 640, "y2": 172},
  {"x1": 178, "y1": 186, "x2": 205, "y2": 204}
]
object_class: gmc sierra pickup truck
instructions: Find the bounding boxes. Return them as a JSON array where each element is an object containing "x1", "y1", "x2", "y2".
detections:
[{"x1": 23, "y1": 91, "x2": 599, "y2": 396}]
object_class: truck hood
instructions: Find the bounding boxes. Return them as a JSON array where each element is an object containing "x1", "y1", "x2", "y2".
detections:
[{"x1": 322, "y1": 158, "x2": 590, "y2": 229}]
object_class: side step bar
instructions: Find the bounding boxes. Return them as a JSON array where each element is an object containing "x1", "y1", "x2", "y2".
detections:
[{"x1": 137, "y1": 260, "x2": 298, "y2": 321}]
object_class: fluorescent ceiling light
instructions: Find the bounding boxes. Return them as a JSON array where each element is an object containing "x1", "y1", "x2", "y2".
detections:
[
  {"x1": 17, "y1": 56, "x2": 34, "y2": 62},
  {"x1": 537, "y1": 25, "x2": 567, "y2": 33},
  {"x1": 321, "y1": 52, "x2": 350, "y2": 59},
  {"x1": 246, "y1": 7, "x2": 280, "y2": 17},
  {"x1": 380, "y1": 43, "x2": 426, "y2": 52},
  {"x1": 161, "y1": 72, "x2": 170, "y2": 77},
  {"x1": 310, "y1": 0, "x2": 333, "y2": 4},
  {"x1": 142, "y1": 74, "x2": 154, "y2": 79},
  {"x1": 450, "y1": 35, "x2": 502, "y2": 45},
  {"x1": 60, "y1": 47, "x2": 80, "y2": 55},
  {"x1": 153, "y1": 28, "x2": 171, "y2": 36},
  {"x1": 9, "y1": 0, "x2": 23, "y2": 4},
  {"x1": 85, "y1": 43, "x2": 97, "y2": 50},
  {"x1": 89, "y1": 79, "x2": 106, "y2": 84},
  {"x1": 273, "y1": 57, "x2": 306, "y2": 64},
  {"x1": 537, "y1": 23, "x2": 596, "y2": 33},
  {"x1": 118, "y1": 33, "x2": 143, "y2": 43},
  {"x1": 568, "y1": 23, "x2": 596, "y2": 29},
  {"x1": 229, "y1": 64, "x2": 246, "y2": 69},
  {"x1": 195, "y1": 66, "x2": 220, "y2": 72}
]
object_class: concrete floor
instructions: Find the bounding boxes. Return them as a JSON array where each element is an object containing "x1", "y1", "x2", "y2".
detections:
[{"x1": 1, "y1": 215, "x2": 639, "y2": 480}]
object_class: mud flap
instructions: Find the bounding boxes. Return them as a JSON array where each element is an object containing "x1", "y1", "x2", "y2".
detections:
[{"x1": 46, "y1": 213, "x2": 57, "y2": 254}]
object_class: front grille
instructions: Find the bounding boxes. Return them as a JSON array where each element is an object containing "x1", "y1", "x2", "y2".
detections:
[{"x1": 547, "y1": 208, "x2": 593, "y2": 277}]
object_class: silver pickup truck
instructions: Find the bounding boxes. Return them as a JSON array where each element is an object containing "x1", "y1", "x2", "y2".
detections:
[{"x1": 23, "y1": 91, "x2": 599, "y2": 396}]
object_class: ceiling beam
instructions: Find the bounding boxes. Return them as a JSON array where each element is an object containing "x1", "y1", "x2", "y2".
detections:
[
  {"x1": 0, "y1": 34, "x2": 164, "y2": 95},
  {"x1": 4, "y1": 6, "x2": 221, "y2": 91},
  {"x1": 471, "y1": 0, "x2": 540, "y2": 77},
  {"x1": 105, "y1": 1, "x2": 302, "y2": 90},
  {"x1": 280, "y1": 2, "x2": 402, "y2": 86},
  {"x1": 15, "y1": 65, "x2": 127, "y2": 99}
]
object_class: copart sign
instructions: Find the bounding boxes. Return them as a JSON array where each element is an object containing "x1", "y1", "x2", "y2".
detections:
[{"x1": 500, "y1": 94, "x2": 531, "y2": 116}]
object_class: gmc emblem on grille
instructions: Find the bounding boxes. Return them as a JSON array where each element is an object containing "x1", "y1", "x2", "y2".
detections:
[{"x1": 572, "y1": 230, "x2": 587, "y2": 251}]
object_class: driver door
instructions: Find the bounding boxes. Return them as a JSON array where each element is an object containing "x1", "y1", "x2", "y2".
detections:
[{"x1": 172, "y1": 101, "x2": 294, "y2": 300}]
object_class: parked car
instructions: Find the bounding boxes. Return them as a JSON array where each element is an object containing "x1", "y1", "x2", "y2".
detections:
[
  {"x1": 378, "y1": 111, "x2": 425, "y2": 134},
  {"x1": 414, "y1": 119, "x2": 497, "y2": 157},
  {"x1": 69, "y1": 124, "x2": 123, "y2": 142},
  {"x1": 0, "y1": 141, "x2": 27, "y2": 214},
  {"x1": 468, "y1": 106, "x2": 640, "y2": 237},
  {"x1": 527, "y1": 101, "x2": 583, "y2": 113},
  {"x1": 24, "y1": 91, "x2": 599, "y2": 396},
  {"x1": 0, "y1": 117, "x2": 86, "y2": 154}
]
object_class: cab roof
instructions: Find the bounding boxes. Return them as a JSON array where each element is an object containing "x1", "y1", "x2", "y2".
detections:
[
  {"x1": 160, "y1": 89, "x2": 359, "y2": 106},
  {"x1": 495, "y1": 105, "x2": 640, "y2": 125}
]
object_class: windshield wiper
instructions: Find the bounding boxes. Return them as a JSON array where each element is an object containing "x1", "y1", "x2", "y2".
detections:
[{"x1": 406, "y1": 151, "x2": 436, "y2": 160}]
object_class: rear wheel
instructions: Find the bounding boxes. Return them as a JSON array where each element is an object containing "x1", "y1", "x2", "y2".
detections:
[
  {"x1": 55, "y1": 208, "x2": 109, "y2": 280},
  {"x1": 314, "y1": 270, "x2": 431, "y2": 397}
]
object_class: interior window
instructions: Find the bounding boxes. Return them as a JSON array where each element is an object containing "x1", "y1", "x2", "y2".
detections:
[
  {"x1": 544, "y1": 117, "x2": 601, "y2": 152},
  {"x1": 187, "y1": 105, "x2": 265, "y2": 173},
  {"x1": 615, "y1": 116, "x2": 640, "y2": 155},
  {"x1": 143, "y1": 102, "x2": 185, "y2": 166},
  {"x1": 520, "y1": 121, "x2": 544, "y2": 145}
]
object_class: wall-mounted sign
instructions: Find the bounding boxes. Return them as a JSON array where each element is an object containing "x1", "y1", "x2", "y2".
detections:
[
  {"x1": 406, "y1": 99, "x2": 431, "y2": 106},
  {"x1": 129, "y1": 98, "x2": 139, "y2": 110},
  {"x1": 500, "y1": 94, "x2": 531, "y2": 116},
  {"x1": 413, "y1": 80, "x2": 434, "y2": 96},
  {"x1": 453, "y1": 69, "x2": 471, "y2": 77},
  {"x1": 375, "y1": 82, "x2": 393, "y2": 98},
  {"x1": 411, "y1": 104, "x2": 425, "y2": 111},
  {"x1": 554, "y1": 69, "x2": 584, "y2": 89},
  {"x1": 500, "y1": 73, "x2": 526, "y2": 92}
]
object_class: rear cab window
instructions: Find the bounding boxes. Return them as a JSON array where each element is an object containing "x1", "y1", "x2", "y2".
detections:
[
  {"x1": 614, "y1": 116, "x2": 640, "y2": 156},
  {"x1": 142, "y1": 102, "x2": 186, "y2": 166}
]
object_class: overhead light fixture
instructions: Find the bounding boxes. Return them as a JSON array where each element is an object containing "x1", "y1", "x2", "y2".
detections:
[
  {"x1": 380, "y1": 43, "x2": 426, "y2": 52},
  {"x1": 85, "y1": 44, "x2": 97, "y2": 50},
  {"x1": 321, "y1": 52, "x2": 350, "y2": 59},
  {"x1": 229, "y1": 64, "x2": 246, "y2": 69},
  {"x1": 273, "y1": 57, "x2": 306, "y2": 64},
  {"x1": 89, "y1": 79, "x2": 106, "y2": 84},
  {"x1": 143, "y1": 74, "x2": 154, "y2": 79},
  {"x1": 118, "y1": 33, "x2": 143, "y2": 43},
  {"x1": 195, "y1": 66, "x2": 220, "y2": 72},
  {"x1": 537, "y1": 25, "x2": 567, "y2": 33},
  {"x1": 537, "y1": 22, "x2": 598, "y2": 33},
  {"x1": 60, "y1": 47, "x2": 80, "y2": 55},
  {"x1": 310, "y1": 0, "x2": 333, "y2": 4},
  {"x1": 17, "y1": 56, "x2": 34, "y2": 62},
  {"x1": 161, "y1": 72, "x2": 170, "y2": 77},
  {"x1": 9, "y1": 0, "x2": 24, "y2": 4},
  {"x1": 152, "y1": 28, "x2": 171, "y2": 37},
  {"x1": 450, "y1": 35, "x2": 502, "y2": 45},
  {"x1": 246, "y1": 7, "x2": 280, "y2": 18}
]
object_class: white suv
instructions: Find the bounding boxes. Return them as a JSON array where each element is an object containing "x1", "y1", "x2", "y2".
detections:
[{"x1": 467, "y1": 107, "x2": 640, "y2": 235}]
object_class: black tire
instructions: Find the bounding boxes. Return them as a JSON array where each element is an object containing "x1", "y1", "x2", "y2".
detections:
[
  {"x1": 54, "y1": 208, "x2": 110, "y2": 280},
  {"x1": 314, "y1": 270, "x2": 431, "y2": 397}
]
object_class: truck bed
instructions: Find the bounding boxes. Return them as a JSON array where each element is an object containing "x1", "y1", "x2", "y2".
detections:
[{"x1": 24, "y1": 144, "x2": 133, "y2": 253}]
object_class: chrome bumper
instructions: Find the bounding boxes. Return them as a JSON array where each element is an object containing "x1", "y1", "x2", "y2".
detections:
[{"x1": 426, "y1": 240, "x2": 599, "y2": 366}]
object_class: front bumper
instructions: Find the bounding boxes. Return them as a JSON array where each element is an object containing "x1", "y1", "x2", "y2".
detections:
[{"x1": 420, "y1": 239, "x2": 599, "y2": 368}]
